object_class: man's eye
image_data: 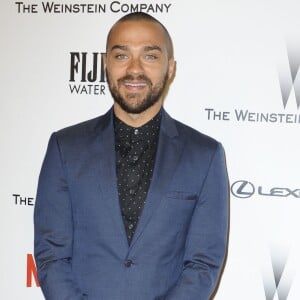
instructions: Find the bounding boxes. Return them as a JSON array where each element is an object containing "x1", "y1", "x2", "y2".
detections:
[
  {"x1": 115, "y1": 54, "x2": 128, "y2": 59},
  {"x1": 145, "y1": 54, "x2": 158, "y2": 60}
]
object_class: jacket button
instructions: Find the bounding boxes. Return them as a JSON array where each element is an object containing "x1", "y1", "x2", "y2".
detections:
[{"x1": 124, "y1": 259, "x2": 133, "y2": 267}]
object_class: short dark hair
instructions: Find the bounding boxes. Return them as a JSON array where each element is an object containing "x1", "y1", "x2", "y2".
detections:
[{"x1": 106, "y1": 12, "x2": 174, "y2": 59}]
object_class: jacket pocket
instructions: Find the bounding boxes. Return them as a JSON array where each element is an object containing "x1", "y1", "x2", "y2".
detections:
[{"x1": 166, "y1": 191, "x2": 198, "y2": 201}]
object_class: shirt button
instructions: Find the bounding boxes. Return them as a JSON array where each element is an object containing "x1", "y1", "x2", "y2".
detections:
[
  {"x1": 129, "y1": 189, "x2": 135, "y2": 195},
  {"x1": 128, "y1": 223, "x2": 134, "y2": 230},
  {"x1": 134, "y1": 129, "x2": 139, "y2": 135},
  {"x1": 124, "y1": 259, "x2": 133, "y2": 267},
  {"x1": 133, "y1": 155, "x2": 138, "y2": 161}
]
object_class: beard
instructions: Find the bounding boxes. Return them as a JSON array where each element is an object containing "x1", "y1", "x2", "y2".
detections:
[{"x1": 106, "y1": 71, "x2": 169, "y2": 114}]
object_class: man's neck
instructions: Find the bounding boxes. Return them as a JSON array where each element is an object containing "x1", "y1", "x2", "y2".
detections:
[{"x1": 113, "y1": 102, "x2": 163, "y2": 127}]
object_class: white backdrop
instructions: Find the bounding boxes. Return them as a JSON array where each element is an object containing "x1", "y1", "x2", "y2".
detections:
[{"x1": 1, "y1": 1, "x2": 299, "y2": 299}]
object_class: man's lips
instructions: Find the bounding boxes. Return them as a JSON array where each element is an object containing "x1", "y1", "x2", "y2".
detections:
[{"x1": 123, "y1": 81, "x2": 148, "y2": 90}]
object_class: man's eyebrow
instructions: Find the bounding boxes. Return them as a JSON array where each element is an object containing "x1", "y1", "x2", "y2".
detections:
[
  {"x1": 110, "y1": 45, "x2": 128, "y2": 51},
  {"x1": 144, "y1": 45, "x2": 162, "y2": 52},
  {"x1": 109, "y1": 45, "x2": 163, "y2": 52}
]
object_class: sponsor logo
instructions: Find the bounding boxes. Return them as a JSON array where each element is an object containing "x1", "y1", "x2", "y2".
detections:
[
  {"x1": 204, "y1": 44, "x2": 300, "y2": 124},
  {"x1": 204, "y1": 108, "x2": 300, "y2": 123},
  {"x1": 27, "y1": 254, "x2": 40, "y2": 287},
  {"x1": 15, "y1": 1, "x2": 172, "y2": 14},
  {"x1": 69, "y1": 52, "x2": 107, "y2": 96},
  {"x1": 231, "y1": 180, "x2": 255, "y2": 198},
  {"x1": 231, "y1": 180, "x2": 300, "y2": 199},
  {"x1": 262, "y1": 250, "x2": 294, "y2": 300},
  {"x1": 279, "y1": 46, "x2": 300, "y2": 109}
]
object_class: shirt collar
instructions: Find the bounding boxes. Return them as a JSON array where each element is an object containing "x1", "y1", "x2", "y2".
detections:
[{"x1": 114, "y1": 110, "x2": 161, "y2": 144}]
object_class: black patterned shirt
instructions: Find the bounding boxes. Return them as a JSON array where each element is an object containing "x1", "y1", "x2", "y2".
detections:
[{"x1": 114, "y1": 112, "x2": 161, "y2": 243}]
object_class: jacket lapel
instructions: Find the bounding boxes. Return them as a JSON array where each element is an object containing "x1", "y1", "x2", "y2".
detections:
[
  {"x1": 129, "y1": 109, "x2": 184, "y2": 249},
  {"x1": 95, "y1": 109, "x2": 129, "y2": 249}
]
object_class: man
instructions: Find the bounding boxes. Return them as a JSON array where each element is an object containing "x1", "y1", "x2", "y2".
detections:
[{"x1": 34, "y1": 12, "x2": 229, "y2": 300}]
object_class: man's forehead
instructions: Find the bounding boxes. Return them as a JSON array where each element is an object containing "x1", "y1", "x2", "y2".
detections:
[{"x1": 108, "y1": 20, "x2": 166, "y2": 44}]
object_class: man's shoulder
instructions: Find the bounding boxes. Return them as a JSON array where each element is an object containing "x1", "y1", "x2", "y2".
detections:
[
  {"x1": 171, "y1": 116, "x2": 221, "y2": 151},
  {"x1": 55, "y1": 109, "x2": 111, "y2": 140}
]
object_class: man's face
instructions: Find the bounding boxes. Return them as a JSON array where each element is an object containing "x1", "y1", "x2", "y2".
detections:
[{"x1": 105, "y1": 20, "x2": 174, "y2": 114}]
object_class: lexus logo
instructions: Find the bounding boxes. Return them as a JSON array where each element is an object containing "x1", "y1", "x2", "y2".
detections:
[
  {"x1": 231, "y1": 180, "x2": 300, "y2": 199},
  {"x1": 231, "y1": 180, "x2": 255, "y2": 198}
]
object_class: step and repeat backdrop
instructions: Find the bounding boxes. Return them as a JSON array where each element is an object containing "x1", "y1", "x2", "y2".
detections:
[{"x1": 1, "y1": 0, "x2": 299, "y2": 299}]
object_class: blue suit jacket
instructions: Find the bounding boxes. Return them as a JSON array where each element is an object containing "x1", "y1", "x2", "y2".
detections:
[{"x1": 34, "y1": 108, "x2": 229, "y2": 300}]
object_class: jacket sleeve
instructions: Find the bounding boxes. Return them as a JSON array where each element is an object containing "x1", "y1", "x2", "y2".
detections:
[
  {"x1": 164, "y1": 143, "x2": 229, "y2": 300},
  {"x1": 34, "y1": 133, "x2": 86, "y2": 300}
]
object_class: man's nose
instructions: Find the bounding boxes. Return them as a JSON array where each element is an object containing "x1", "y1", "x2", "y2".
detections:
[{"x1": 126, "y1": 57, "x2": 144, "y2": 75}]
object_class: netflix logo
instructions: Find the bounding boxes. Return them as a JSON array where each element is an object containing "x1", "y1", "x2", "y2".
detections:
[{"x1": 26, "y1": 254, "x2": 40, "y2": 287}]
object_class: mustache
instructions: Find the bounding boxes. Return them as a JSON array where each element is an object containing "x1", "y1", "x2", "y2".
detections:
[{"x1": 118, "y1": 74, "x2": 152, "y2": 86}]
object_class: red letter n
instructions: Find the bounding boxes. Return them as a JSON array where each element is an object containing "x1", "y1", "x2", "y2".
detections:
[{"x1": 26, "y1": 254, "x2": 40, "y2": 287}]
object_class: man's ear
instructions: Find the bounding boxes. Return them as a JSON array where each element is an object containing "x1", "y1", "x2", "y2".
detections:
[
  {"x1": 168, "y1": 58, "x2": 176, "y2": 82},
  {"x1": 103, "y1": 52, "x2": 107, "y2": 70}
]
